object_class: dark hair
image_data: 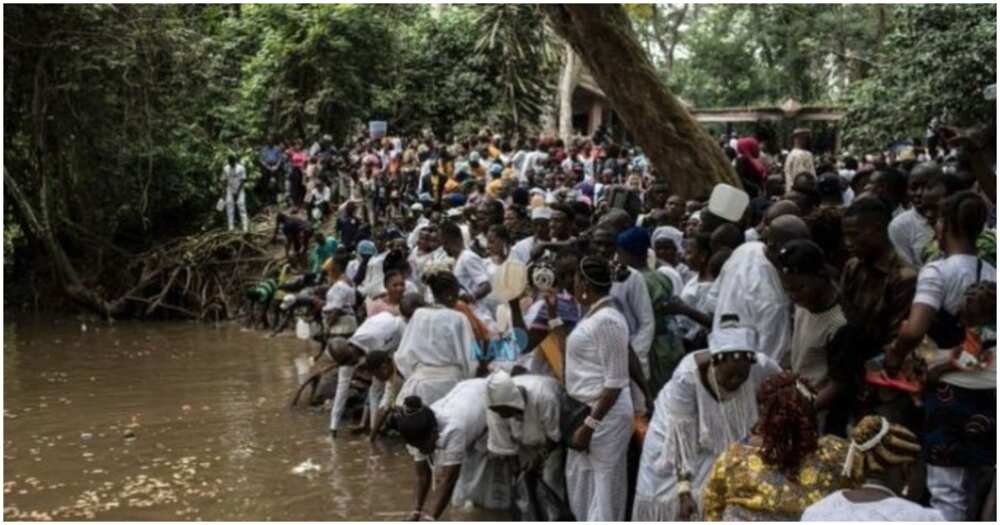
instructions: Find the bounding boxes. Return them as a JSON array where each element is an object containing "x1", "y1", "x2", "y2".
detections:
[
  {"x1": 843, "y1": 157, "x2": 859, "y2": 171},
  {"x1": 691, "y1": 233, "x2": 713, "y2": 258},
  {"x1": 367, "y1": 350, "x2": 390, "y2": 370},
  {"x1": 711, "y1": 223, "x2": 745, "y2": 252},
  {"x1": 807, "y1": 207, "x2": 847, "y2": 273},
  {"x1": 775, "y1": 239, "x2": 827, "y2": 276},
  {"x1": 383, "y1": 249, "x2": 409, "y2": 275},
  {"x1": 708, "y1": 247, "x2": 733, "y2": 277},
  {"x1": 844, "y1": 195, "x2": 892, "y2": 228},
  {"x1": 329, "y1": 248, "x2": 351, "y2": 273},
  {"x1": 578, "y1": 255, "x2": 613, "y2": 295},
  {"x1": 383, "y1": 268, "x2": 406, "y2": 286},
  {"x1": 753, "y1": 372, "x2": 819, "y2": 479},
  {"x1": 940, "y1": 190, "x2": 987, "y2": 243},
  {"x1": 425, "y1": 271, "x2": 460, "y2": 304},
  {"x1": 876, "y1": 168, "x2": 908, "y2": 202},
  {"x1": 488, "y1": 224, "x2": 512, "y2": 244},
  {"x1": 439, "y1": 220, "x2": 462, "y2": 241},
  {"x1": 392, "y1": 396, "x2": 437, "y2": 446},
  {"x1": 925, "y1": 172, "x2": 965, "y2": 197}
]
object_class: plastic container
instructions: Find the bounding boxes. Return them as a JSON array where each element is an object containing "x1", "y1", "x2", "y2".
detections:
[
  {"x1": 708, "y1": 183, "x2": 750, "y2": 222},
  {"x1": 368, "y1": 121, "x2": 387, "y2": 139},
  {"x1": 295, "y1": 318, "x2": 310, "y2": 340}
]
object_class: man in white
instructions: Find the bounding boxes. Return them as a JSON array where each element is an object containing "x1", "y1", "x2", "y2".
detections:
[
  {"x1": 888, "y1": 162, "x2": 938, "y2": 268},
  {"x1": 783, "y1": 128, "x2": 815, "y2": 192},
  {"x1": 485, "y1": 371, "x2": 565, "y2": 503},
  {"x1": 222, "y1": 155, "x2": 248, "y2": 232},
  {"x1": 706, "y1": 215, "x2": 810, "y2": 363},
  {"x1": 510, "y1": 207, "x2": 552, "y2": 264}
]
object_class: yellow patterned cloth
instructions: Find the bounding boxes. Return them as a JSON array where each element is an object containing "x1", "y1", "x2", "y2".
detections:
[{"x1": 701, "y1": 435, "x2": 859, "y2": 521}]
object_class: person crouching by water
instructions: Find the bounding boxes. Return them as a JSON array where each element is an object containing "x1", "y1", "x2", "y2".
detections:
[
  {"x1": 632, "y1": 314, "x2": 780, "y2": 521},
  {"x1": 485, "y1": 370, "x2": 566, "y2": 516},
  {"x1": 393, "y1": 379, "x2": 511, "y2": 521},
  {"x1": 802, "y1": 415, "x2": 943, "y2": 521},
  {"x1": 700, "y1": 372, "x2": 859, "y2": 521}
]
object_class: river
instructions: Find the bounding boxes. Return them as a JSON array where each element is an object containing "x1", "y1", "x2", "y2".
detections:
[{"x1": 3, "y1": 316, "x2": 505, "y2": 521}]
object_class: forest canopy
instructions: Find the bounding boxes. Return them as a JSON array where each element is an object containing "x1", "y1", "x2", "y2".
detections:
[{"x1": 4, "y1": 3, "x2": 996, "y2": 309}]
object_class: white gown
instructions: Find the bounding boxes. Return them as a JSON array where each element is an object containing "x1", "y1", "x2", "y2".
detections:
[
  {"x1": 632, "y1": 350, "x2": 780, "y2": 521},
  {"x1": 393, "y1": 306, "x2": 477, "y2": 411},
  {"x1": 706, "y1": 241, "x2": 792, "y2": 362}
]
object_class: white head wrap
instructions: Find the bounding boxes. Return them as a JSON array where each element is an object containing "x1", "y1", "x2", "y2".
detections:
[
  {"x1": 708, "y1": 320, "x2": 758, "y2": 356},
  {"x1": 349, "y1": 312, "x2": 404, "y2": 354},
  {"x1": 652, "y1": 226, "x2": 685, "y2": 256},
  {"x1": 842, "y1": 416, "x2": 890, "y2": 476},
  {"x1": 531, "y1": 207, "x2": 553, "y2": 221},
  {"x1": 486, "y1": 370, "x2": 524, "y2": 411}
]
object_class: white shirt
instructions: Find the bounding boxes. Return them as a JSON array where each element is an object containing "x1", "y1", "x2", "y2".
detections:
[
  {"x1": 565, "y1": 300, "x2": 631, "y2": 403},
  {"x1": 888, "y1": 208, "x2": 933, "y2": 269},
  {"x1": 610, "y1": 268, "x2": 656, "y2": 374},
  {"x1": 707, "y1": 241, "x2": 792, "y2": 362},
  {"x1": 656, "y1": 265, "x2": 684, "y2": 298},
  {"x1": 789, "y1": 304, "x2": 846, "y2": 390},
  {"x1": 426, "y1": 378, "x2": 490, "y2": 466},
  {"x1": 222, "y1": 163, "x2": 246, "y2": 193},
  {"x1": 454, "y1": 249, "x2": 490, "y2": 296},
  {"x1": 678, "y1": 278, "x2": 713, "y2": 339},
  {"x1": 323, "y1": 280, "x2": 356, "y2": 313},
  {"x1": 349, "y1": 311, "x2": 405, "y2": 355},
  {"x1": 487, "y1": 374, "x2": 562, "y2": 456},
  {"x1": 358, "y1": 253, "x2": 387, "y2": 299},
  {"x1": 914, "y1": 254, "x2": 996, "y2": 315},
  {"x1": 509, "y1": 236, "x2": 537, "y2": 264},
  {"x1": 394, "y1": 306, "x2": 477, "y2": 379},
  {"x1": 802, "y1": 491, "x2": 944, "y2": 522}
]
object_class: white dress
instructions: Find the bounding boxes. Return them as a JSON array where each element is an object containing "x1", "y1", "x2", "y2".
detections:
[
  {"x1": 610, "y1": 268, "x2": 655, "y2": 379},
  {"x1": 707, "y1": 241, "x2": 792, "y2": 362},
  {"x1": 632, "y1": 350, "x2": 780, "y2": 521},
  {"x1": 802, "y1": 491, "x2": 945, "y2": 521},
  {"x1": 394, "y1": 306, "x2": 477, "y2": 411},
  {"x1": 563, "y1": 301, "x2": 633, "y2": 522},
  {"x1": 422, "y1": 378, "x2": 512, "y2": 510}
]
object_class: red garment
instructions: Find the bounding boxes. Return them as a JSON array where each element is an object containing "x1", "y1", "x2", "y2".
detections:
[
  {"x1": 289, "y1": 149, "x2": 308, "y2": 170},
  {"x1": 736, "y1": 137, "x2": 767, "y2": 181}
]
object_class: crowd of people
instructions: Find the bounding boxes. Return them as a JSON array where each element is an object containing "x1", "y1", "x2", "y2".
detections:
[{"x1": 234, "y1": 124, "x2": 996, "y2": 521}]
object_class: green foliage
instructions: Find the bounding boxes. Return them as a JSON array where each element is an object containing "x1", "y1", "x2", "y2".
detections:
[{"x1": 842, "y1": 4, "x2": 997, "y2": 151}]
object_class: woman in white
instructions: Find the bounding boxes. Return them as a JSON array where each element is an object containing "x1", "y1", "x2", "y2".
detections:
[
  {"x1": 562, "y1": 255, "x2": 633, "y2": 521},
  {"x1": 393, "y1": 378, "x2": 508, "y2": 520},
  {"x1": 632, "y1": 315, "x2": 780, "y2": 521},
  {"x1": 802, "y1": 415, "x2": 944, "y2": 521},
  {"x1": 393, "y1": 271, "x2": 477, "y2": 414}
]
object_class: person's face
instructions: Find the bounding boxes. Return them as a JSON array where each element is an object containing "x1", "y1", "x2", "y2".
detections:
[
  {"x1": 591, "y1": 230, "x2": 616, "y2": 259},
  {"x1": 600, "y1": 171, "x2": 612, "y2": 184},
  {"x1": 779, "y1": 273, "x2": 826, "y2": 312},
  {"x1": 550, "y1": 211, "x2": 570, "y2": 240},
  {"x1": 489, "y1": 405, "x2": 523, "y2": 420},
  {"x1": 417, "y1": 231, "x2": 432, "y2": 253},
  {"x1": 532, "y1": 218, "x2": 551, "y2": 240},
  {"x1": 665, "y1": 196, "x2": 685, "y2": 223},
  {"x1": 655, "y1": 240, "x2": 679, "y2": 266},
  {"x1": 842, "y1": 215, "x2": 884, "y2": 261},
  {"x1": 487, "y1": 231, "x2": 507, "y2": 258},
  {"x1": 503, "y1": 209, "x2": 518, "y2": 231},
  {"x1": 713, "y1": 357, "x2": 753, "y2": 393},
  {"x1": 385, "y1": 275, "x2": 406, "y2": 303},
  {"x1": 907, "y1": 174, "x2": 929, "y2": 210},
  {"x1": 684, "y1": 240, "x2": 707, "y2": 271},
  {"x1": 372, "y1": 361, "x2": 393, "y2": 382},
  {"x1": 919, "y1": 184, "x2": 945, "y2": 222},
  {"x1": 475, "y1": 204, "x2": 493, "y2": 229},
  {"x1": 685, "y1": 217, "x2": 701, "y2": 239}
]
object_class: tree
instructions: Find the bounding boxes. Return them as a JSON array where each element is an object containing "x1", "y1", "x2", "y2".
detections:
[
  {"x1": 843, "y1": 4, "x2": 997, "y2": 151},
  {"x1": 544, "y1": 5, "x2": 738, "y2": 198},
  {"x1": 556, "y1": 42, "x2": 582, "y2": 145}
]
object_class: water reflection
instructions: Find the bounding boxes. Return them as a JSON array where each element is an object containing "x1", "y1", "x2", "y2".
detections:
[{"x1": 3, "y1": 316, "x2": 505, "y2": 521}]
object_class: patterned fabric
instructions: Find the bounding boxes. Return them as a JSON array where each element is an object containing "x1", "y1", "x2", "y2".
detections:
[
  {"x1": 922, "y1": 382, "x2": 997, "y2": 467},
  {"x1": 839, "y1": 251, "x2": 917, "y2": 348},
  {"x1": 642, "y1": 269, "x2": 687, "y2": 397},
  {"x1": 700, "y1": 436, "x2": 858, "y2": 521}
]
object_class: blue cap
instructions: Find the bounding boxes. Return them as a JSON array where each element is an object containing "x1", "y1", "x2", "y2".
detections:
[{"x1": 357, "y1": 240, "x2": 377, "y2": 256}]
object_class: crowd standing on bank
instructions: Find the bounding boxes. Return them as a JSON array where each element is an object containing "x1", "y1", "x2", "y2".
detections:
[{"x1": 230, "y1": 124, "x2": 996, "y2": 521}]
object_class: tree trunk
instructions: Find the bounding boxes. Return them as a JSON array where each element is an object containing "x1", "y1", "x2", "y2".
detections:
[
  {"x1": 544, "y1": 5, "x2": 738, "y2": 198},
  {"x1": 557, "y1": 41, "x2": 582, "y2": 145}
]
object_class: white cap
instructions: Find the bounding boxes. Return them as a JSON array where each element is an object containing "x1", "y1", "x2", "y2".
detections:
[
  {"x1": 486, "y1": 370, "x2": 524, "y2": 411},
  {"x1": 410, "y1": 202, "x2": 424, "y2": 212},
  {"x1": 446, "y1": 207, "x2": 464, "y2": 218},
  {"x1": 708, "y1": 317, "x2": 758, "y2": 356},
  {"x1": 531, "y1": 207, "x2": 553, "y2": 221},
  {"x1": 652, "y1": 226, "x2": 685, "y2": 256}
]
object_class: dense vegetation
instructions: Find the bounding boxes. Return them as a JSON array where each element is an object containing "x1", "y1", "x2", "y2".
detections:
[{"x1": 3, "y1": 3, "x2": 995, "y2": 311}]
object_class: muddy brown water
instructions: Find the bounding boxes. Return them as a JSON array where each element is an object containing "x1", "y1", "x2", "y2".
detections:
[{"x1": 3, "y1": 316, "x2": 505, "y2": 521}]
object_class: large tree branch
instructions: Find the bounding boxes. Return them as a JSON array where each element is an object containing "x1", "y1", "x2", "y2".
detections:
[{"x1": 543, "y1": 5, "x2": 738, "y2": 198}]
